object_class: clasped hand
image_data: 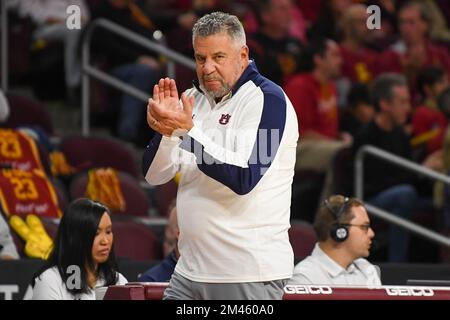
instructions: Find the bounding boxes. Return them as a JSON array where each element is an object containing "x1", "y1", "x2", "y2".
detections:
[{"x1": 147, "y1": 77, "x2": 194, "y2": 137}]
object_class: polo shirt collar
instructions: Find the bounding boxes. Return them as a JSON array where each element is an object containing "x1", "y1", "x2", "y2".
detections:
[{"x1": 313, "y1": 243, "x2": 357, "y2": 278}]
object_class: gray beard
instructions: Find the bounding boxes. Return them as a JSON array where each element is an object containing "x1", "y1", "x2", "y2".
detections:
[{"x1": 201, "y1": 82, "x2": 232, "y2": 99}]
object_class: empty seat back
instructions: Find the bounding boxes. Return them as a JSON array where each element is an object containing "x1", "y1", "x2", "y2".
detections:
[
  {"x1": 70, "y1": 171, "x2": 150, "y2": 216},
  {"x1": 289, "y1": 220, "x2": 317, "y2": 260},
  {"x1": 113, "y1": 221, "x2": 162, "y2": 261},
  {"x1": 60, "y1": 136, "x2": 139, "y2": 178}
]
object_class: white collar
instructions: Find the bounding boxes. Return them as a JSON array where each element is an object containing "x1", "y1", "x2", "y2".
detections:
[{"x1": 312, "y1": 243, "x2": 358, "y2": 278}]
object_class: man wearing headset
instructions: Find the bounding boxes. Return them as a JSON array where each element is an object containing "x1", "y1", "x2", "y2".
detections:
[{"x1": 288, "y1": 195, "x2": 381, "y2": 286}]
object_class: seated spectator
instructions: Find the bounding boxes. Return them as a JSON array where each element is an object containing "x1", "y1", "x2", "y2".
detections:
[
  {"x1": 411, "y1": 66, "x2": 449, "y2": 157},
  {"x1": 288, "y1": 195, "x2": 381, "y2": 286},
  {"x1": 284, "y1": 37, "x2": 350, "y2": 173},
  {"x1": 0, "y1": 211, "x2": 19, "y2": 260},
  {"x1": 378, "y1": 1, "x2": 450, "y2": 105},
  {"x1": 339, "y1": 3, "x2": 378, "y2": 84},
  {"x1": 351, "y1": 73, "x2": 442, "y2": 262},
  {"x1": 245, "y1": 0, "x2": 306, "y2": 43},
  {"x1": 247, "y1": 0, "x2": 304, "y2": 86},
  {"x1": 307, "y1": 0, "x2": 353, "y2": 42},
  {"x1": 32, "y1": 198, "x2": 127, "y2": 300},
  {"x1": 340, "y1": 83, "x2": 375, "y2": 138},
  {"x1": 138, "y1": 205, "x2": 179, "y2": 282},
  {"x1": 337, "y1": 3, "x2": 379, "y2": 107},
  {"x1": 364, "y1": 0, "x2": 399, "y2": 51}
]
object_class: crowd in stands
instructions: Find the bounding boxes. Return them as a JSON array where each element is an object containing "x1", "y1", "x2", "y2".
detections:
[{"x1": 2, "y1": 0, "x2": 450, "y2": 295}]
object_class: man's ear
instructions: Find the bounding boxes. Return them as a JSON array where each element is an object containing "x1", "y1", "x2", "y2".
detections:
[{"x1": 241, "y1": 45, "x2": 249, "y2": 60}]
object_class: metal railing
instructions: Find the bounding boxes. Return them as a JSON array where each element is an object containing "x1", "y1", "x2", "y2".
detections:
[
  {"x1": 354, "y1": 145, "x2": 450, "y2": 247},
  {"x1": 81, "y1": 18, "x2": 196, "y2": 136},
  {"x1": 1, "y1": 0, "x2": 8, "y2": 92}
]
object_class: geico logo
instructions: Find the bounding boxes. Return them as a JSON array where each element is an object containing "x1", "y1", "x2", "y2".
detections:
[
  {"x1": 284, "y1": 285, "x2": 333, "y2": 295},
  {"x1": 385, "y1": 287, "x2": 434, "y2": 296}
]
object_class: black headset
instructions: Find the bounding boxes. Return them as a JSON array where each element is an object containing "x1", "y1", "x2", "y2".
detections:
[{"x1": 324, "y1": 197, "x2": 350, "y2": 243}]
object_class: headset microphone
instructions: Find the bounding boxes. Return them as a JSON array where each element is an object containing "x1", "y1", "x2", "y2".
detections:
[{"x1": 324, "y1": 197, "x2": 350, "y2": 243}]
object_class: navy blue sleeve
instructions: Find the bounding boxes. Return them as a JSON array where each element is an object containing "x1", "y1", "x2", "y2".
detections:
[
  {"x1": 142, "y1": 133, "x2": 163, "y2": 176},
  {"x1": 137, "y1": 253, "x2": 177, "y2": 282},
  {"x1": 137, "y1": 269, "x2": 157, "y2": 282},
  {"x1": 181, "y1": 91, "x2": 286, "y2": 195}
]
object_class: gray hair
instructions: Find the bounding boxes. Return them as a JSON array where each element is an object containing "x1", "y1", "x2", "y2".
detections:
[
  {"x1": 371, "y1": 73, "x2": 407, "y2": 111},
  {"x1": 192, "y1": 12, "x2": 246, "y2": 48}
]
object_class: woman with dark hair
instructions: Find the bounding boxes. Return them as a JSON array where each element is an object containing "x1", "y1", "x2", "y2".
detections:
[{"x1": 32, "y1": 198, "x2": 127, "y2": 300}]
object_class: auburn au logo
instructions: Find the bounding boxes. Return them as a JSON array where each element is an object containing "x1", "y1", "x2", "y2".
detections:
[{"x1": 219, "y1": 114, "x2": 231, "y2": 125}]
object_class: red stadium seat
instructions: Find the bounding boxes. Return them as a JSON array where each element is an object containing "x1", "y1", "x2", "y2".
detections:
[
  {"x1": 112, "y1": 221, "x2": 162, "y2": 261},
  {"x1": 125, "y1": 282, "x2": 168, "y2": 300},
  {"x1": 289, "y1": 220, "x2": 317, "y2": 260},
  {"x1": 103, "y1": 285, "x2": 145, "y2": 300},
  {"x1": 2, "y1": 95, "x2": 54, "y2": 135},
  {"x1": 69, "y1": 171, "x2": 150, "y2": 216},
  {"x1": 59, "y1": 136, "x2": 139, "y2": 178},
  {"x1": 143, "y1": 282, "x2": 168, "y2": 300}
]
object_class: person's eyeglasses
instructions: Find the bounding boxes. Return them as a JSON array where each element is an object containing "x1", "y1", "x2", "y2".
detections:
[{"x1": 342, "y1": 223, "x2": 371, "y2": 233}]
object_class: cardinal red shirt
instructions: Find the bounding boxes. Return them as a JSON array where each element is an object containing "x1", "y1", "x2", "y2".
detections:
[
  {"x1": 339, "y1": 45, "x2": 378, "y2": 83},
  {"x1": 284, "y1": 73, "x2": 339, "y2": 139},
  {"x1": 412, "y1": 105, "x2": 448, "y2": 154},
  {"x1": 378, "y1": 41, "x2": 450, "y2": 103},
  {"x1": 378, "y1": 41, "x2": 450, "y2": 75}
]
